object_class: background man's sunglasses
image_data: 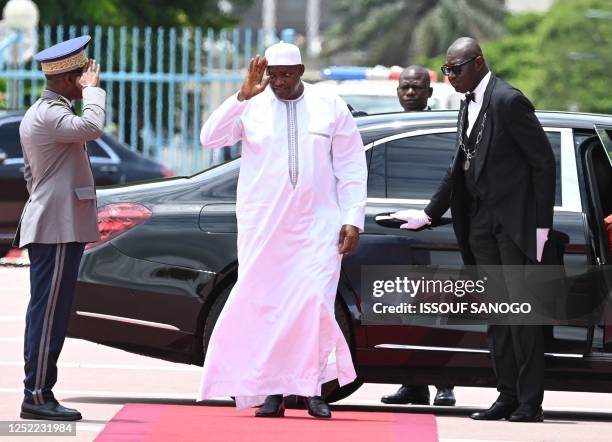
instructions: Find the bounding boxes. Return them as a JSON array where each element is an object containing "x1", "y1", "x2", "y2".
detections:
[{"x1": 441, "y1": 56, "x2": 479, "y2": 76}]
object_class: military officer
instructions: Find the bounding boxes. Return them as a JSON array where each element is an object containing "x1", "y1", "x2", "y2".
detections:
[{"x1": 15, "y1": 36, "x2": 105, "y2": 421}]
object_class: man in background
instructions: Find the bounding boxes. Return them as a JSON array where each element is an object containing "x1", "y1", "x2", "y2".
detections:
[{"x1": 381, "y1": 65, "x2": 457, "y2": 408}]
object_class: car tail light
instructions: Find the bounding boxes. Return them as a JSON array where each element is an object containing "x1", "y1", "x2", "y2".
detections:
[
  {"x1": 161, "y1": 166, "x2": 174, "y2": 177},
  {"x1": 85, "y1": 203, "x2": 152, "y2": 250}
]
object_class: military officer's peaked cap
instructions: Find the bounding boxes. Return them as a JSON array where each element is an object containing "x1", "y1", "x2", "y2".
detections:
[{"x1": 34, "y1": 35, "x2": 91, "y2": 76}]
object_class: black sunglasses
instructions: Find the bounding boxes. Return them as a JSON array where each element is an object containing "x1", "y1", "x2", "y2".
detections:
[{"x1": 441, "y1": 55, "x2": 479, "y2": 76}]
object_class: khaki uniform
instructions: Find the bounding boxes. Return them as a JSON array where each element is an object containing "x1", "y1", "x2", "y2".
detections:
[{"x1": 15, "y1": 87, "x2": 106, "y2": 247}]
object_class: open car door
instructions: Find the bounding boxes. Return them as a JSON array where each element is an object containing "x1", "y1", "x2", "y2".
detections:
[{"x1": 580, "y1": 126, "x2": 612, "y2": 354}]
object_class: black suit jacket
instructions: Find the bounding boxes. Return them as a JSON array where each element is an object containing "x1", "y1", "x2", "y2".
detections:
[{"x1": 425, "y1": 74, "x2": 556, "y2": 264}]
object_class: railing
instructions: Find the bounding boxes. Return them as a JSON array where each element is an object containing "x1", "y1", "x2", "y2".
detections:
[{"x1": 0, "y1": 24, "x2": 265, "y2": 174}]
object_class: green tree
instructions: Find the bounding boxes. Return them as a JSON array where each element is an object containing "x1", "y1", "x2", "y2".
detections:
[
  {"x1": 480, "y1": 13, "x2": 543, "y2": 100},
  {"x1": 418, "y1": 0, "x2": 612, "y2": 114},
  {"x1": 323, "y1": 0, "x2": 506, "y2": 66},
  {"x1": 531, "y1": 0, "x2": 612, "y2": 113},
  {"x1": 0, "y1": 0, "x2": 252, "y2": 28}
]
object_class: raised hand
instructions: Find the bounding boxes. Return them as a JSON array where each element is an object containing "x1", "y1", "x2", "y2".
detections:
[
  {"x1": 238, "y1": 55, "x2": 269, "y2": 101},
  {"x1": 78, "y1": 59, "x2": 101, "y2": 89}
]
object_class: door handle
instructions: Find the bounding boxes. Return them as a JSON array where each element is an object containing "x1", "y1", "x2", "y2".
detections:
[
  {"x1": 99, "y1": 165, "x2": 119, "y2": 173},
  {"x1": 375, "y1": 212, "x2": 453, "y2": 229}
]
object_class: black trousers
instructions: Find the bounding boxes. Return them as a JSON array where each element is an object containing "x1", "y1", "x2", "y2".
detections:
[
  {"x1": 468, "y1": 205, "x2": 544, "y2": 408},
  {"x1": 23, "y1": 242, "x2": 85, "y2": 405}
]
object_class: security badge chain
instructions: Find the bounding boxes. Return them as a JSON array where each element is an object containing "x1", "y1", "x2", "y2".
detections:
[{"x1": 458, "y1": 91, "x2": 487, "y2": 171}]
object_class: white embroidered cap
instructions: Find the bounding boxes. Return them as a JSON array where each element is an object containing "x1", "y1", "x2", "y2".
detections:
[{"x1": 264, "y1": 41, "x2": 302, "y2": 66}]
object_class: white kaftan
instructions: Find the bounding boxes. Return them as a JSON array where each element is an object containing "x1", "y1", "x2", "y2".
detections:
[{"x1": 197, "y1": 83, "x2": 367, "y2": 408}]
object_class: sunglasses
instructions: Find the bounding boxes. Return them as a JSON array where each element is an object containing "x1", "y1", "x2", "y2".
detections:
[{"x1": 441, "y1": 55, "x2": 479, "y2": 76}]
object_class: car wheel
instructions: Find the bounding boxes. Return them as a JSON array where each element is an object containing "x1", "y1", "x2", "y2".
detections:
[
  {"x1": 321, "y1": 300, "x2": 363, "y2": 403},
  {"x1": 201, "y1": 285, "x2": 363, "y2": 404},
  {"x1": 202, "y1": 283, "x2": 233, "y2": 361}
]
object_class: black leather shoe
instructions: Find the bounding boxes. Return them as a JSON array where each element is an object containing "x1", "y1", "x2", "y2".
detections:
[
  {"x1": 381, "y1": 385, "x2": 430, "y2": 405},
  {"x1": 470, "y1": 401, "x2": 517, "y2": 421},
  {"x1": 433, "y1": 387, "x2": 456, "y2": 406},
  {"x1": 255, "y1": 395, "x2": 285, "y2": 417},
  {"x1": 508, "y1": 406, "x2": 544, "y2": 422},
  {"x1": 21, "y1": 400, "x2": 82, "y2": 421},
  {"x1": 305, "y1": 396, "x2": 331, "y2": 418}
]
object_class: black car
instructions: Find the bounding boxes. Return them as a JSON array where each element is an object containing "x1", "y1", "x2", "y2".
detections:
[
  {"x1": 0, "y1": 112, "x2": 173, "y2": 254},
  {"x1": 68, "y1": 110, "x2": 612, "y2": 401}
]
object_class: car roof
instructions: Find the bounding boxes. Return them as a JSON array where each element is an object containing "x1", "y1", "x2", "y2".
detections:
[
  {"x1": 356, "y1": 109, "x2": 612, "y2": 135},
  {"x1": 0, "y1": 110, "x2": 25, "y2": 120},
  {"x1": 357, "y1": 109, "x2": 612, "y2": 128},
  {"x1": 353, "y1": 110, "x2": 612, "y2": 146}
]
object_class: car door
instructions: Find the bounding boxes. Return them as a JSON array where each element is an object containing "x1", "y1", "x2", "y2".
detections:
[
  {"x1": 345, "y1": 125, "x2": 594, "y2": 361},
  {"x1": 87, "y1": 138, "x2": 124, "y2": 185},
  {"x1": 343, "y1": 127, "x2": 483, "y2": 355},
  {"x1": 580, "y1": 126, "x2": 612, "y2": 354}
]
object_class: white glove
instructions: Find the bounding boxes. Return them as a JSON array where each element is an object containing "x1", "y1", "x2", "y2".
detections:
[
  {"x1": 391, "y1": 209, "x2": 431, "y2": 230},
  {"x1": 536, "y1": 228, "x2": 550, "y2": 263}
]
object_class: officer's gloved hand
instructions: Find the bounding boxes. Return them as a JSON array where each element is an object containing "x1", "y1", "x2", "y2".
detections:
[
  {"x1": 391, "y1": 209, "x2": 431, "y2": 230},
  {"x1": 536, "y1": 227, "x2": 550, "y2": 262}
]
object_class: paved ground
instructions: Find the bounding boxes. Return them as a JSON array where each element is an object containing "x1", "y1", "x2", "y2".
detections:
[{"x1": 1, "y1": 266, "x2": 612, "y2": 441}]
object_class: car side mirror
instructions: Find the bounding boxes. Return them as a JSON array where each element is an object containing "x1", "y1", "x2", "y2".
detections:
[{"x1": 0, "y1": 149, "x2": 7, "y2": 165}]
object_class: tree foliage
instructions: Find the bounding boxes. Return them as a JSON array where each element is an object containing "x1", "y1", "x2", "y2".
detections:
[
  {"x1": 0, "y1": 0, "x2": 252, "y2": 28},
  {"x1": 418, "y1": 0, "x2": 612, "y2": 114},
  {"x1": 323, "y1": 0, "x2": 506, "y2": 66},
  {"x1": 531, "y1": 0, "x2": 612, "y2": 113},
  {"x1": 485, "y1": 0, "x2": 612, "y2": 113}
]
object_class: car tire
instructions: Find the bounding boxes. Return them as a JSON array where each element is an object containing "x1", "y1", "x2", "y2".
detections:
[
  {"x1": 201, "y1": 284, "x2": 363, "y2": 404},
  {"x1": 202, "y1": 283, "x2": 233, "y2": 361}
]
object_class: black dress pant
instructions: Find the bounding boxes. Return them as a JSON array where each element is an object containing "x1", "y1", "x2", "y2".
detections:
[
  {"x1": 23, "y1": 242, "x2": 85, "y2": 405},
  {"x1": 468, "y1": 204, "x2": 544, "y2": 408}
]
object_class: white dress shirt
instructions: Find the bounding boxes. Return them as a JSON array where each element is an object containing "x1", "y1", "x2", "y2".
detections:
[{"x1": 466, "y1": 71, "x2": 491, "y2": 137}]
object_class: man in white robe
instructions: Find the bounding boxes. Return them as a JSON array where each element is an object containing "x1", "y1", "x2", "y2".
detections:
[{"x1": 197, "y1": 42, "x2": 367, "y2": 418}]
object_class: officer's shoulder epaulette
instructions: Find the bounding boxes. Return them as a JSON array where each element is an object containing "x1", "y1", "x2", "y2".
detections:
[{"x1": 45, "y1": 98, "x2": 71, "y2": 109}]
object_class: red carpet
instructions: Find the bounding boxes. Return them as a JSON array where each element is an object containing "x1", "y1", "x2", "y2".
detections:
[{"x1": 96, "y1": 404, "x2": 438, "y2": 442}]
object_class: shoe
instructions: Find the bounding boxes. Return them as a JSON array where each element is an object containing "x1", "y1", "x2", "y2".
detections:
[
  {"x1": 470, "y1": 401, "x2": 517, "y2": 421},
  {"x1": 21, "y1": 400, "x2": 82, "y2": 421},
  {"x1": 255, "y1": 395, "x2": 285, "y2": 417},
  {"x1": 508, "y1": 406, "x2": 544, "y2": 422},
  {"x1": 381, "y1": 385, "x2": 430, "y2": 405},
  {"x1": 305, "y1": 396, "x2": 331, "y2": 418},
  {"x1": 433, "y1": 387, "x2": 456, "y2": 406}
]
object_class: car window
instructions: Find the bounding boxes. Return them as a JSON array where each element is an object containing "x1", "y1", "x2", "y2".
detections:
[
  {"x1": 545, "y1": 132, "x2": 562, "y2": 207},
  {"x1": 0, "y1": 121, "x2": 23, "y2": 158},
  {"x1": 86, "y1": 140, "x2": 111, "y2": 158},
  {"x1": 368, "y1": 143, "x2": 385, "y2": 197},
  {"x1": 386, "y1": 132, "x2": 456, "y2": 199}
]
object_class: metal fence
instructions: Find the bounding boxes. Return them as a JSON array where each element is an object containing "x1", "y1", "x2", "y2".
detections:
[{"x1": 0, "y1": 24, "x2": 266, "y2": 174}]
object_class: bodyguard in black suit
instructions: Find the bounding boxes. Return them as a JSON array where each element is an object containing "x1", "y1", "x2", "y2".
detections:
[{"x1": 395, "y1": 38, "x2": 555, "y2": 422}]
